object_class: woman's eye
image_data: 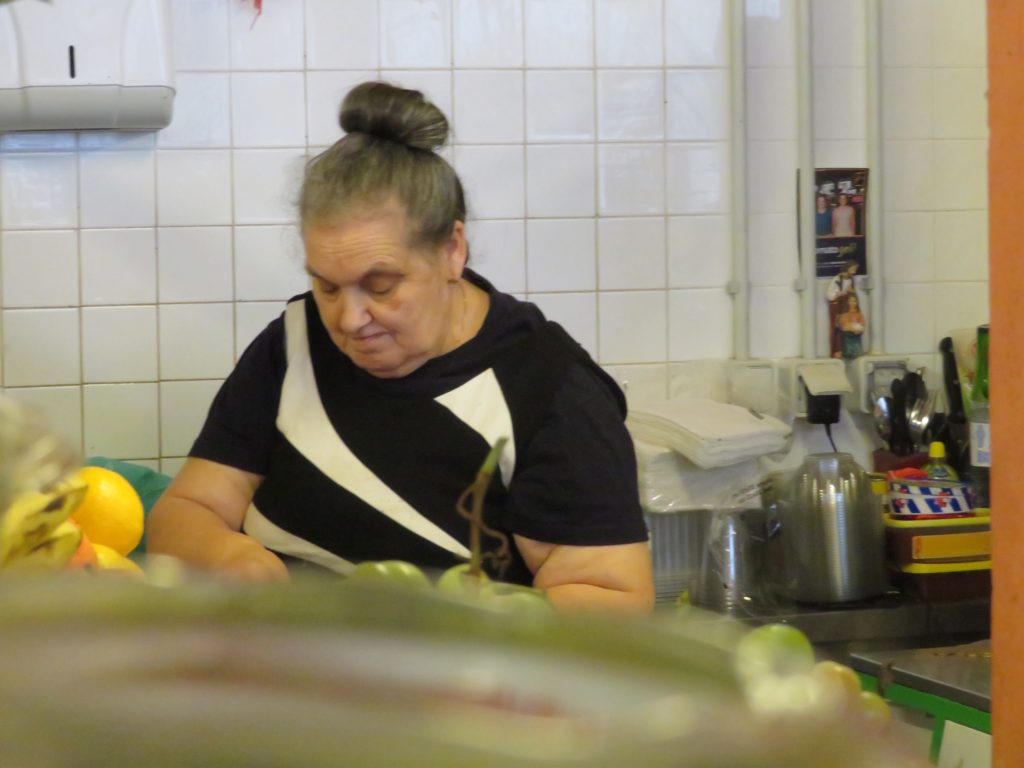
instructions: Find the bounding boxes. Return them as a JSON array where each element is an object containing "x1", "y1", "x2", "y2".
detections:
[
  {"x1": 317, "y1": 279, "x2": 338, "y2": 295},
  {"x1": 364, "y1": 278, "x2": 398, "y2": 296}
]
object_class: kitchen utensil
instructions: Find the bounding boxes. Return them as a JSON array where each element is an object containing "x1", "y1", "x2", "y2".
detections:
[
  {"x1": 939, "y1": 337, "x2": 966, "y2": 422},
  {"x1": 923, "y1": 411, "x2": 946, "y2": 447},
  {"x1": 901, "y1": 371, "x2": 925, "y2": 416},
  {"x1": 694, "y1": 506, "x2": 768, "y2": 616},
  {"x1": 644, "y1": 507, "x2": 711, "y2": 603},
  {"x1": 938, "y1": 337, "x2": 971, "y2": 474},
  {"x1": 775, "y1": 453, "x2": 888, "y2": 604},
  {"x1": 873, "y1": 395, "x2": 892, "y2": 448},
  {"x1": 889, "y1": 378, "x2": 912, "y2": 456},
  {"x1": 907, "y1": 389, "x2": 938, "y2": 450}
]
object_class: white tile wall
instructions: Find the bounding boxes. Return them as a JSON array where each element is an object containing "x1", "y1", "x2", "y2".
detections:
[
  {"x1": 0, "y1": 0, "x2": 989, "y2": 463},
  {"x1": 525, "y1": 71, "x2": 595, "y2": 142},
  {"x1": 156, "y1": 150, "x2": 233, "y2": 226},
  {"x1": 3, "y1": 309, "x2": 81, "y2": 387},
  {"x1": 81, "y1": 306, "x2": 158, "y2": 384},
  {"x1": 83, "y1": 383, "x2": 160, "y2": 459},
  {"x1": 466, "y1": 220, "x2": 526, "y2": 294},
  {"x1": 306, "y1": 0, "x2": 379, "y2": 70},
  {"x1": 878, "y1": 0, "x2": 989, "y2": 350},
  {"x1": 80, "y1": 229, "x2": 158, "y2": 306},
  {"x1": 158, "y1": 227, "x2": 234, "y2": 303},
  {"x1": 1, "y1": 231, "x2": 78, "y2": 308},
  {"x1": 526, "y1": 219, "x2": 596, "y2": 292},
  {"x1": 525, "y1": 0, "x2": 593, "y2": 67},
  {"x1": 453, "y1": 0, "x2": 523, "y2": 68}
]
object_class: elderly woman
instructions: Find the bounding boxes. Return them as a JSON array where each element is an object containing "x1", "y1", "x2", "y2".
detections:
[{"x1": 147, "y1": 82, "x2": 654, "y2": 613}]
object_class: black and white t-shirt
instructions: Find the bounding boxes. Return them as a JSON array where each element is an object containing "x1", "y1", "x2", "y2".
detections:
[{"x1": 191, "y1": 271, "x2": 647, "y2": 585}]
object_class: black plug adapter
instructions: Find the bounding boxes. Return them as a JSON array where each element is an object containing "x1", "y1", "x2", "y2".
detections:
[{"x1": 803, "y1": 383, "x2": 841, "y2": 425}]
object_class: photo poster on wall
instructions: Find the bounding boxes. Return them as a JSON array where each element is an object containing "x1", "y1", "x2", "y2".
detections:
[{"x1": 815, "y1": 168, "x2": 869, "y2": 360}]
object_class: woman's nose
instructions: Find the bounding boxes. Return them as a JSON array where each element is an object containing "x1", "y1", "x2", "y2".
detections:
[{"x1": 336, "y1": 291, "x2": 370, "y2": 333}]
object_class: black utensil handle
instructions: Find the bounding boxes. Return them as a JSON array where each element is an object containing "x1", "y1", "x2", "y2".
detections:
[{"x1": 940, "y1": 336, "x2": 966, "y2": 421}]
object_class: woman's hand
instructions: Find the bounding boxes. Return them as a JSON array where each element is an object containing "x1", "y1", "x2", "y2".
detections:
[
  {"x1": 148, "y1": 458, "x2": 289, "y2": 580},
  {"x1": 513, "y1": 536, "x2": 655, "y2": 614}
]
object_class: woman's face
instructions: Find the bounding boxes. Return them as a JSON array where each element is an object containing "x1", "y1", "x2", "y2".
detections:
[
  {"x1": 304, "y1": 204, "x2": 467, "y2": 379},
  {"x1": 817, "y1": 195, "x2": 827, "y2": 211}
]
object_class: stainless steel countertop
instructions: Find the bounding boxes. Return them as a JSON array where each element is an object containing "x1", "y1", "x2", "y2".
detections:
[
  {"x1": 847, "y1": 639, "x2": 991, "y2": 712},
  {"x1": 746, "y1": 595, "x2": 990, "y2": 646},
  {"x1": 674, "y1": 594, "x2": 990, "y2": 647}
]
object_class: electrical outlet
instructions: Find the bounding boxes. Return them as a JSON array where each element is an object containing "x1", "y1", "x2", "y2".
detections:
[
  {"x1": 776, "y1": 359, "x2": 851, "y2": 419},
  {"x1": 847, "y1": 355, "x2": 909, "y2": 414},
  {"x1": 729, "y1": 360, "x2": 780, "y2": 415}
]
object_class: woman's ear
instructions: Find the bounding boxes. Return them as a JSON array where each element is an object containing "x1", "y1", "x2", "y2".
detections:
[{"x1": 443, "y1": 220, "x2": 468, "y2": 281}]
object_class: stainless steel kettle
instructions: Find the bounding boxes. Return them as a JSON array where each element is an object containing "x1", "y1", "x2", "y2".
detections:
[{"x1": 772, "y1": 452, "x2": 887, "y2": 604}]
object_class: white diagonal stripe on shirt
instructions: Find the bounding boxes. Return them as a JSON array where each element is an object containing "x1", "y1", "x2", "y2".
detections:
[
  {"x1": 274, "y1": 301, "x2": 470, "y2": 559},
  {"x1": 243, "y1": 502, "x2": 356, "y2": 574},
  {"x1": 433, "y1": 368, "x2": 516, "y2": 488}
]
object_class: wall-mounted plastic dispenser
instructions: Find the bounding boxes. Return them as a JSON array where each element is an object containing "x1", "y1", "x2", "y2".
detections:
[{"x1": 0, "y1": 0, "x2": 174, "y2": 132}]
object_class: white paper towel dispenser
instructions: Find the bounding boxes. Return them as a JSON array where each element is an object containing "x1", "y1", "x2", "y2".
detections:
[{"x1": 0, "y1": 0, "x2": 175, "y2": 132}]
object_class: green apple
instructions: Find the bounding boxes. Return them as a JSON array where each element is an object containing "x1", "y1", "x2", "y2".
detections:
[
  {"x1": 735, "y1": 623, "x2": 815, "y2": 681},
  {"x1": 484, "y1": 588, "x2": 552, "y2": 614},
  {"x1": 435, "y1": 563, "x2": 490, "y2": 596},
  {"x1": 346, "y1": 560, "x2": 430, "y2": 589}
]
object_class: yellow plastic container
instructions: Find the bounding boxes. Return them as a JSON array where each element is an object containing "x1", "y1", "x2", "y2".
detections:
[{"x1": 885, "y1": 513, "x2": 991, "y2": 564}]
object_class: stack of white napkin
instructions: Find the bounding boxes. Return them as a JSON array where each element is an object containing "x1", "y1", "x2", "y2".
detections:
[
  {"x1": 635, "y1": 439, "x2": 764, "y2": 512},
  {"x1": 627, "y1": 397, "x2": 791, "y2": 470}
]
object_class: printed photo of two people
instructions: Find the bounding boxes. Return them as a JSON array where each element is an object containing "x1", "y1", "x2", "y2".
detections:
[{"x1": 815, "y1": 169, "x2": 868, "y2": 360}]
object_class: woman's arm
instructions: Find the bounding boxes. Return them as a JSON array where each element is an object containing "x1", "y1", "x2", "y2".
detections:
[
  {"x1": 514, "y1": 535, "x2": 655, "y2": 614},
  {"x1": 147, "y1": 457, "x2": 289, "y2": 581}
]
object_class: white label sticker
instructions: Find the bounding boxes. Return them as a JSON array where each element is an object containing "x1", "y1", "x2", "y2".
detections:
[{"x1": 970, "y1": 421, "x2": 991, "y2": 468}]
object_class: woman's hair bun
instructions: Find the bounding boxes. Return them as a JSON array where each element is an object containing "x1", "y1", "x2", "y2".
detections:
[{"x1": 339, "y1": 81, "x2": 449, "y2": 152}]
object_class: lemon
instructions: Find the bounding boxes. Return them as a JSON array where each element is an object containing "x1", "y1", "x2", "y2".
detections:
[
  {"x1": 92, "y1": 543, "x2": 144, "y2": 575},
  {"x1": 70, "y1": 467, "x2": 144, "y2": 557}
]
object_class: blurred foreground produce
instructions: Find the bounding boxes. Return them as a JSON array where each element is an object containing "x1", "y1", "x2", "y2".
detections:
[
  {"x1": 0, "y1": 466, "x2": 145, "y2": 575},
  {"x1": 0, "y1": 397, "x2": 144, "y2": 576},
  {"x1": 0, "y1": 574, "x2": 927, "y2": 768},
  {"x1": 0, "y1": 397, "x2": 79, "y2": 515}
]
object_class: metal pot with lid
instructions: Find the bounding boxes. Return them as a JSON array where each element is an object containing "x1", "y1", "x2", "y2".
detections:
[{"x1": 773, "y1": 452, "x2": 888, "y2": 604}]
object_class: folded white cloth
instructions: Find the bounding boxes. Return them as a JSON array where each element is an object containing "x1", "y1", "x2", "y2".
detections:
[{"x1": 627, "y1": 397, "x2": 791, "y2": 469}]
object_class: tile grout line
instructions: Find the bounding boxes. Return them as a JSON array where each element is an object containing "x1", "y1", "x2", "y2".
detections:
[
  {"x1": 75, "y1": 132, "x2": 86, "y2": 456},
  {"x1": 662, "y1": 0, "x2": 670, "y2": 376},
  {"x1": 591, "y1": 0, "x2": 600, "y2": 362}
]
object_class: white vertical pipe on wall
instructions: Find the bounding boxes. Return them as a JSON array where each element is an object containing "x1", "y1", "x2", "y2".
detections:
[
  {"x1": 796, "y1": 0, "x2": 817, "y2": 358},
  {"x1": 865, "y1": 0, "x2": 884, "y2": 354},
  {"x1": 731, "y1": 0, "x2": 749, "y2": 360}
]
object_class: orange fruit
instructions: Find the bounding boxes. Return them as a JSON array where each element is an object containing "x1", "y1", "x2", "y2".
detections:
[
  {"x1": 92, "y1": 543, "x2": 144, "y2": 576},
  {"x1": 68, "y1": 524, "x2": 98, "y2": 570},
  {"x1": 70, "y1": 467, "x2": 144, "y2": 557}
]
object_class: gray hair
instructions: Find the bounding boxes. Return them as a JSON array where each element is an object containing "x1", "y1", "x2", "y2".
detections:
[{"x1": 299, "y1": 81, "x2": 467, "y2": 250}]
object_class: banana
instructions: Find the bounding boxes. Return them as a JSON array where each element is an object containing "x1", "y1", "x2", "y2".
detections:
[
  {"x1": 4, "y1": 520, "x2": 83, "y2": 572},
  {"x1": 0, "y1": 477, "x2": 87, "y2": 567}
]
